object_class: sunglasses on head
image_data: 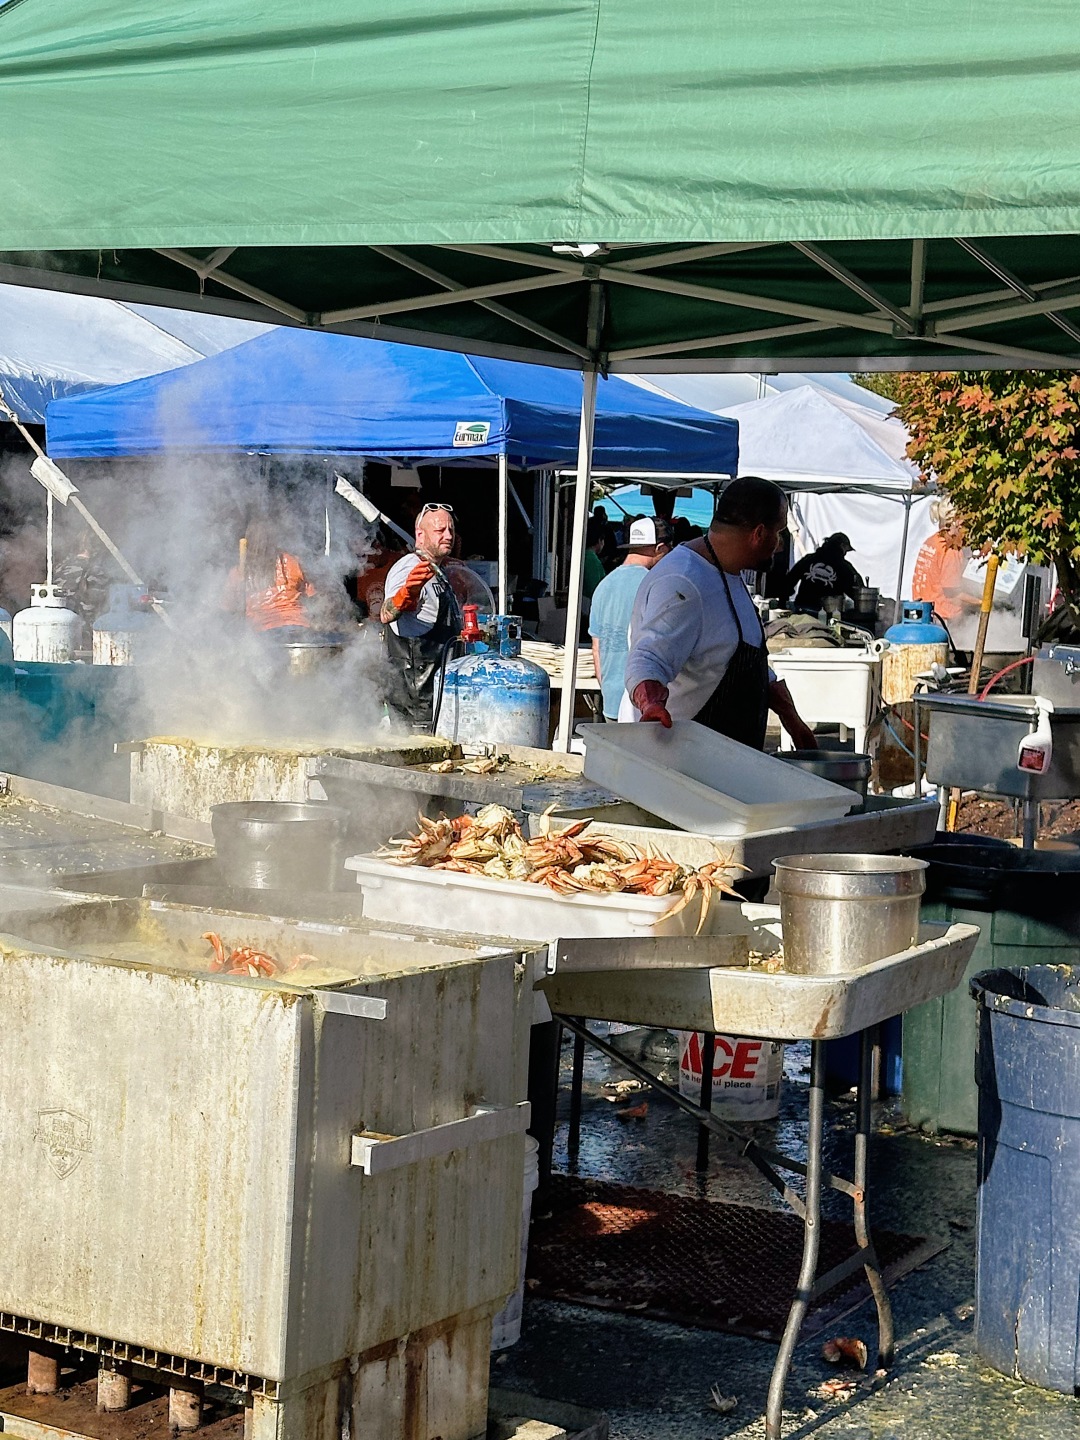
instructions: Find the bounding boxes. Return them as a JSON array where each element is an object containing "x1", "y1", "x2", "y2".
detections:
[{"x1": 417, "y1": 503, "x2": 455, "y2": 518}]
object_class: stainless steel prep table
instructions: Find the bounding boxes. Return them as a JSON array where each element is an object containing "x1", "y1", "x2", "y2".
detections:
[
  {"x1": 307, "y1": 746, "x2": 620, "y2": 818},
  {"x1": 538, "y1": 914, "x2": 978, "y2": 1440}
]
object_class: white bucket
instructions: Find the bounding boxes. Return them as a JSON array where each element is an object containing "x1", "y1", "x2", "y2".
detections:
[
  {"x1": 677, "y1": 1032, "x2": 784, "y2": 1121},
  {"x1": 490, "y1": 1135, "x2": 540, "y2": 1351}
]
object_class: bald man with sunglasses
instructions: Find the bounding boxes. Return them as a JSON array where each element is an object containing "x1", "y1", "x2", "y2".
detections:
[{"x1": 381, "y1": 503, "x2": 463, "y2": 728}]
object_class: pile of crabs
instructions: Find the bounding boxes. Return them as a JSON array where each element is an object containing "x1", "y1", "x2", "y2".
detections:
[
  {"x1": 379, "y1": 803, "x2": 743, "y2": 933},
  {"x1": 201, "y1": 933, "x2": 317, "y2": 978}
]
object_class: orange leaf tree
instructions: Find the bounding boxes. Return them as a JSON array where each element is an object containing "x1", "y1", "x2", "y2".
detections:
[{"x1": 897, "y1": 371, "x2": 1080, "y2": 630}]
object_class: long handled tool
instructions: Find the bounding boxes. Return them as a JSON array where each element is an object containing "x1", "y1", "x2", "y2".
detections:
[
  {"x1": 333, "y1": 474, "x2": 414, "y2": 547},
  {"x1": 0, "y1": 394, "x2": 174, "y2": 629},
  {"x1": 945, "y1": 553, "x2": 1000, "y2": 830}
]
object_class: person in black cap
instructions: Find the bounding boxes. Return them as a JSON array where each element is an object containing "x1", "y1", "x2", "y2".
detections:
[{"x1": 779, "y1": 532, "x2": 864, "y2": 615}]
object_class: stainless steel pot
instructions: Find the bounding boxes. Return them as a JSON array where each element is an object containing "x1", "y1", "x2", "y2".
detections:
[
  {"x1": 211, "y1": 801, "x2": 352, "y2": 890},
  {"x1": 279, "y1": 634, "x2": 349, "y2": 677},
  {"x1": 775, "y1": 749, "x2": 871, "y2": 804},
  {"x1": 851, "y1": 586, "x2": 880, "y2": 617},
  {"x1": 772, "y1": 852, "x2": 927, "y2": 975}
]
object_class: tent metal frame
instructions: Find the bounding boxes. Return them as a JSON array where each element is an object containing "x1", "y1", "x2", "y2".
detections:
[
  {"x1": 3, "y1": 236, "x2": 1080, "y2": 374},
  {"x1": 143, "y1": 237, "x2": 1080, "y2": 369}
]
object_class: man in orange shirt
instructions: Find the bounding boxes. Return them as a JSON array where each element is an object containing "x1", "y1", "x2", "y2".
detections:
[
  {"x1": 224, "y1": 518, "x2": 316, "y2": 633},
  {"x1": 911, "y1": 498, "x2": 977, "y2": 627}
]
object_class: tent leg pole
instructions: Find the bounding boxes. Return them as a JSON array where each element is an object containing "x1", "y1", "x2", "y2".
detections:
[
  {"x1": 498, "y1": 451, "x2": 509, "y2": 614},
  {"x1": 549, "y1": 475, "x2": 561, "y2": 594},
  {"x1": 893, "y1": 494, "x2": 913, "y2": 625},
  {"x1": 532, "y1": 470, "x2": 549, "y2": 588},
  {"x1": 555, "y1": 367, "x2": 599, "y2": 751}
]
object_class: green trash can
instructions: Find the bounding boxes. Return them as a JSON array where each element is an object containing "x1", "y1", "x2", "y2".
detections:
[{"x1": 902, "y1": 842, "x2": 1080, "y2": 1136}]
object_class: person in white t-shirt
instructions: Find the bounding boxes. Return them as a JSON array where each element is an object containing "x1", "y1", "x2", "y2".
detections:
[
  {"x1": 380, "y1": 503, "x2": 462, "y2": 727},
  {"x1": 621, "y1": 477, "x2": 816, "y2": 750}
]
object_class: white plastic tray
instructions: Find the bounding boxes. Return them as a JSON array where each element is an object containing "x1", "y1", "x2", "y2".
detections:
[
  {"x1": 345, "y1": 854, "x2": 733, "y2": 940},
  {"x1": 577, "y1": 721, "x2": 856, "y2": 837}
]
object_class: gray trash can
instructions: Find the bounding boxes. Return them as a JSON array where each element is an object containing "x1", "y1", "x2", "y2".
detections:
[
  {"x1": 904, "y1": 842, "x2": 1080, "y2": 1135},
  {"x1": 972, "y1": 965, "x2": 1080, "y2": 1392}
]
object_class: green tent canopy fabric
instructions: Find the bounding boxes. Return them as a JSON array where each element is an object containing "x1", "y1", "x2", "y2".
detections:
[{"x1": 1, "y1": 0, "x2": 1079, "y2": 369}]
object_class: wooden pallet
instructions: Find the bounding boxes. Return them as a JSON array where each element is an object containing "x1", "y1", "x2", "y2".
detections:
[{"x1": 0, "y1": 1381, "x2": 606, "y2": 1440}]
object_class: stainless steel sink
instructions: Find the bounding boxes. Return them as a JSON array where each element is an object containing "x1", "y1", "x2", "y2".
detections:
[{"x1": 919, "y1": 691, "x2": 1080, "y2": 800}]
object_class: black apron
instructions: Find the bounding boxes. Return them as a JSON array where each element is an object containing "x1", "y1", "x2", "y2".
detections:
[
  {"x1": 383, "y1": 564, "x2": 461, "y2": 728},
  {"x1": 692, "y1": 538, "x2": 770, "y2": 750}
]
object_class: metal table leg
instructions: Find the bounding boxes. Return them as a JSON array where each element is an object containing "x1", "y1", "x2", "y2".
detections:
[
  {"x1": 856, "y1": 1027, "x2": 895, "y2": 1368},
  {"x1": 696, "y1": 1031, "x2": 715, "y2": 1172},
  {"x1": 765, "y1": 1038, "x2": 825, "y2": 1440},
  {"x1": 567, "y1": 1021, "x2": 585, "y2": 1164},
  {"x1": 553, "y1": 1016, "x2": 897, "y2": 1440}
]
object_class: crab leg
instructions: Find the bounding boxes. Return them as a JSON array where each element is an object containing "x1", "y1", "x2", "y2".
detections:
[{"x1": 202, "y1": 932, "x2": 226, "y2": 972}]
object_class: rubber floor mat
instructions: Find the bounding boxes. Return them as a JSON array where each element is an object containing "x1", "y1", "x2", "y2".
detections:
[{"x1": 527, "y1": 1174, "x2": 946, "y2": 1342}]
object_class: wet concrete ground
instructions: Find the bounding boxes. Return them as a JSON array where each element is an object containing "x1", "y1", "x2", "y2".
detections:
[{"x1": 493, "y1": 1031, "x2": 1080, "y2": 1439}]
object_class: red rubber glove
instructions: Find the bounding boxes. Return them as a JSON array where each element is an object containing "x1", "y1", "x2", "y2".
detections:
[
  {"x1": 389, "y1": 560, "x2": 435, "y2": 614},
  {"x1": 631, "y1": 680, "x2": 673, "y2": 728}
]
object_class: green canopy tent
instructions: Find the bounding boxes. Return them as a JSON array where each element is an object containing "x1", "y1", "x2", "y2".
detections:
[{"x1": 2, "y1": 0, "x2": 1079, "y2": 744}]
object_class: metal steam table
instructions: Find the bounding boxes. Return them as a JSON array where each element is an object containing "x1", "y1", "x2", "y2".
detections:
[{"x1": 537, "y1": 916, "x2": 979, "y2": 1440}]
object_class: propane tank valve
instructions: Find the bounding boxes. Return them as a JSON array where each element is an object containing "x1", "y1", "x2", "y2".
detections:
[{"x1": 460, "y1": 604, "x2": 482, "y2": 644}]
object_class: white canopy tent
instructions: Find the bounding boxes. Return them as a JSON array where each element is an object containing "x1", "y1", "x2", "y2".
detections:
[
  {"x1": 599, "y1": 380, "x2": 936, "y2": 618},
  {"x1": 714, "y1": 386, "x2": 935, "y2": 606},
  {"x1": 0, "y1": 282, "x2": 271, "y2": 424},
  {"x1": 627, "y1": 369, "x2": 900, "y2": 418}
]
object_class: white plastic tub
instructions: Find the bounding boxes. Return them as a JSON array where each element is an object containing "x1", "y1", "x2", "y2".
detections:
[
  {"x1": 490, "y1": 1135, "x2": 539, "y2": 1350},
  {"x1": 768, "y1": 649, "x2": 881, "y2": 754},
  {"x1": 345, "y1": 853, "x2": 730, "y2": 940},
  {"x1": 577, "y1": 721, "x2": 855, "y2": 837}
]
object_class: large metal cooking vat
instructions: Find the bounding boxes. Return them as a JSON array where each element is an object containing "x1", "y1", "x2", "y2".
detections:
[
  {"x1": 275, "y1": 631, "x2": 350, "y2": 676},
  {"x1": 128, "y1": 735, "x2": 453, "y2": 824},
  {"x1": 775, "y1": 748, "x2": 871, "y2": 803},
  {"x1": 0, "y1": 897, "x2": 532, "y2": 1440}
]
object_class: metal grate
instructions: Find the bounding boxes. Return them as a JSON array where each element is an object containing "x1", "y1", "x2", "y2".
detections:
[
  {"x1": 0, "y1": 1311, "x2": 277, "y2": 1397},
  {"x1": 527, "y1": 1175, "x2": 945, "y2": 1342}
]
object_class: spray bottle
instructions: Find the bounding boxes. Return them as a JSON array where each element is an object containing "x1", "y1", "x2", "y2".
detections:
[{"x1": 1017, "y1": 696, "x2": 1054, "y2": 775}]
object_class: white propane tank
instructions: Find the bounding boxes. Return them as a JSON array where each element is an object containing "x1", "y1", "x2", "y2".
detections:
[
  {"x1": 12, "y1": 584, "x2": 82, "y2": 663},
  {"x1": 93, "y1": 583, "x2": 154, "y2": 665}
]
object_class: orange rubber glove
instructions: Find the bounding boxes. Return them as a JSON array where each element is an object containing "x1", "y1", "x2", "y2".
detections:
[
  {"x1": 389, "y1": 560, "x2": 435, "y2": 614},
  {"x1": 631, "y1": 680, "x2": 673, "y2": 728}
]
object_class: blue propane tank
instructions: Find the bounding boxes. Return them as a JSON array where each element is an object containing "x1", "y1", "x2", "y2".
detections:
[
  {"x1": 882, "y1": 600, "x2": 950, "y2": 705},
  {"x1": 437, "y1": 614, "x2": 551, "y2": 748},
  {"x1": 884, "y1": 600, "x2": 950, "y2": 647}
]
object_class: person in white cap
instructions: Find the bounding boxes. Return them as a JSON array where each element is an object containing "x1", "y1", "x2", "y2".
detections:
[{"x1": 588, "y1": 516, "x2": 672, "y2": 720}]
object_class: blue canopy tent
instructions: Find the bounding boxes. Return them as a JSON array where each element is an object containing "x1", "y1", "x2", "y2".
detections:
[
  {"x1": 46, "y1": 327, "x2": 736, "y2": 469},
  {"x1": 47, "y1": 326, "x2": 737, "y2": 611}
]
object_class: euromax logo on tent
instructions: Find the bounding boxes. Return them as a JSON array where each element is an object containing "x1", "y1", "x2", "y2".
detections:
[{"x1": 453, "y1": 421, "x2": 491, "y2": 447}]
